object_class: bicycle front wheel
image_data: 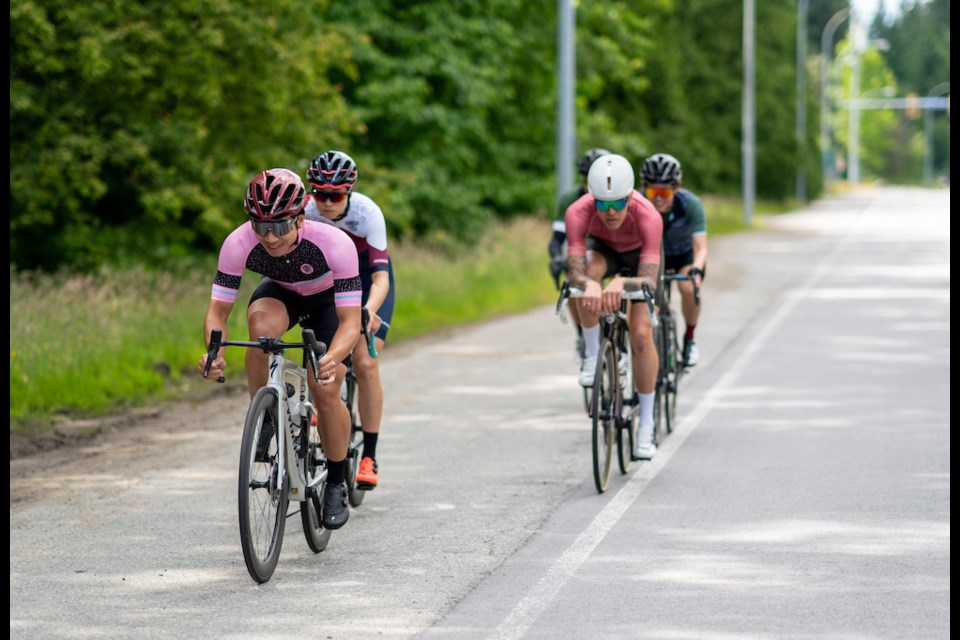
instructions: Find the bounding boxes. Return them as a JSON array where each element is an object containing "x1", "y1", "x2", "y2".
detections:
[
  {"x1": 238, "y1": 387, "x2": 288, "y2": 584},
  {"x1": 300, "y1": 405, "x2": 332, "y2": 553},
  {"x1": 591, "y1": 340, "x2": 617, "y2": 493}
]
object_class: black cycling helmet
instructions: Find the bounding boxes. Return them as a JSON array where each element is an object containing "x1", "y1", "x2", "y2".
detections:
[
  {"x1": 244, "y1": 168, "x2": 307, "y2": 221},
  {"x1": 577, "y1": 148, "x2": 611, "y2": 177},
  {"x1": 640, "y1": 153, "x2": 683, "y2": 185},
  {"x1": 306, "y1": 150, "x2": 358, "y2": 191}
]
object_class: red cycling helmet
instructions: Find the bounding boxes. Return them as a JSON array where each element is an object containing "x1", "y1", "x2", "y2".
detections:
[{"x1": 244, "y1": 168, "x2": 307, "y2": 221}]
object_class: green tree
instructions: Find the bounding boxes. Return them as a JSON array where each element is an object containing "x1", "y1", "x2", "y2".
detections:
[{"x1": 11, "y1": 0, "x2": 356, "y2": 272}]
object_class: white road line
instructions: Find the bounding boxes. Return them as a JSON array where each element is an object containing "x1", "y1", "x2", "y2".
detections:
[{"x1": 491, "y1": 200, "x2": 873, "y2": 640}]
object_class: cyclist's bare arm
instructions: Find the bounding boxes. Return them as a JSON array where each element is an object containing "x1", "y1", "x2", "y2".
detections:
[
  {"x1": 320, "y1": 305, "x2": 362, "y2": 380},
  {"x1": 691, "y1": 234, "x2": 708, "y2": 283},
  {"x1": 200, "y1": 299, "x2": 235, "y2": 379},
  {"x1": 363, "y1": 271, "x2": 390, "y2": 336}
]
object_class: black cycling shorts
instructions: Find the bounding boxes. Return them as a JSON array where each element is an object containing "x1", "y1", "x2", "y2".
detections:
[{"x1": 249, "y1": 278, "x2": 346, "y2": 362}]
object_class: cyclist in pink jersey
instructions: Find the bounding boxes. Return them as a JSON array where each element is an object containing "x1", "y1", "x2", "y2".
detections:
[
  {"x1": 304, "y1": 150, "x2": 394, "y2": 490},
  {"x1": 564, "y1": 154, "x2": 664, "y2": 460},
  {"x1": 198, "y1": 168, "x2": 361, "y2": 530}
]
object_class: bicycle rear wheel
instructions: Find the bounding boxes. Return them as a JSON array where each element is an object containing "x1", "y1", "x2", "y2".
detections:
[
  {"x1": 663, "y1": 314, "x2": 680, "y2": 435},
  {"x1": 238, "y1": 387, "x2": 288, "y2": 584},
  {"x1": 342, "y1": 374, "x2": 366, "y2": 507},
  {"x1": 652, "y1": 321, "x2": 666, "y2": 445},
  {"x1": 591, "y1": 340, "x2": 617, "y2": 493},
  {"x1": 300, "y1": 405, "x2": 332, "y2": 553}
]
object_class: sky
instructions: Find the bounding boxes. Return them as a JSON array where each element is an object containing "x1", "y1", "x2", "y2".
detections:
[{"x1": 850, "y1": 0, "x2": 910, "y2": 25}]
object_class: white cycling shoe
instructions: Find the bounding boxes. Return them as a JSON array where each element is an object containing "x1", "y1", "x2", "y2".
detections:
[
  {"x1": 579, "y1": 354, "x2": 597, "y2": 387},
  {"x1": 633, "y1": 423, "x2": 657, "y2": 460}
]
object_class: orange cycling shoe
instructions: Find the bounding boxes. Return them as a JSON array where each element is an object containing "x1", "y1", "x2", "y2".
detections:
[{"x1": 356, "y1": 456, "x2": 379, "y2": 490}]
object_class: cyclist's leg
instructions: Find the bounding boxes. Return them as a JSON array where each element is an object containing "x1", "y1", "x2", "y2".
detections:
[
  {"x1": 355, "y1": 263, "x2": 394, "y2": 488},
  {"x1": 673, "y1": 255, "x2": 704, "y2": 365},
  {"x1": 577, "y1": 239, "x2": 614, "y2": 386},
  {"x1": 246, "y1": 278, "x2": 296, "y2": 398},
  {"x1": 628, "y1": 301, "x2": 659, "y2": 459},
  {"x1": 300, "y1": 291, "x2": 352, "y2": 529}
]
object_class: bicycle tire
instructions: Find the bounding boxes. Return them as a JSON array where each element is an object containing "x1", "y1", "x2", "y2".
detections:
[
  {"x1": 300, "y1": 405, "x2": 332, "y2": 553},
  {"x1": 342, "y1": 374, "x2": 366, "y2": 507},
  {"x1": 664, "y1": 314, "x2": 681, "y2": 435},
  {"x1": 238, "y1": 387, "x2": 288, "y2": 584},
  {"x1": 652, "y1": 321, "x2": 666, "y2": 445},
  {"x1": 616, "y1": 340, "x2": 635, "y2": 474},
  {"x1": 591, "y1": 340, "x2": 617, "y2": 493}
]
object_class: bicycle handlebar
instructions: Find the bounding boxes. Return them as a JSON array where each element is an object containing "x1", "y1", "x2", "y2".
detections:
[
  {"x1": 555, "y1": 280, "x2": 658, "y2": 327},
  {"x1": 203, "y1": 328, "x2": 328, "y2": 384},
  {"x1": 664, "y1": 270, "x2": 701, "y2": 306},
  {"x1": 361, "y1": 308, "x2": 379, "y2": 359}
]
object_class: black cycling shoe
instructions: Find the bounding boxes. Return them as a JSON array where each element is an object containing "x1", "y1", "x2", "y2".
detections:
[
  {"x1": 255, "y1": 412, "x2": 276, "y2": 463},
  {"x1": 321, "y1": 481, "x2": 350, "y2": 530}
]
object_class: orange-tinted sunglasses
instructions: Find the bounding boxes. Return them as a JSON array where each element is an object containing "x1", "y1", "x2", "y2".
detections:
[{"x1": 644, "y1": 186, "x2": 675, "y2": 200}]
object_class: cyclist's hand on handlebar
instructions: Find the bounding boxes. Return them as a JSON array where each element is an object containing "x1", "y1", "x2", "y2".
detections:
[
  {"x1": 315, "y1": 354, "x2": 338, "y2": 386},
  {"x1": 199, "y1": 353, "x2": 226, "y2": 380},
  {"x1": 366, "y1": 310, "x2": 383, "y2": 337},
  {"x1": 549, "y1": 256, "x2": 565, "y2": 288},
  {"x1": 580, "y1": 280, "x2": 602, "y2": 315},
  {"x1": 601, "y1": 276, "x2": 625, "y2": 314}
]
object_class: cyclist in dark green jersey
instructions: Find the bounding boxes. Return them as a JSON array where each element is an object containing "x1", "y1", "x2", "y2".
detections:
[{"x1": 639, "y1": 153, "x2": 708, "y2": 366}]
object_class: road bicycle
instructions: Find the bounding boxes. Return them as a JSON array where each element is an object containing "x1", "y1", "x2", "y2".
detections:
[
  {"x1": 655, "y1": 270, "x2": 700, "y2": 438},
  {"x1": 557, "y1": 279, "x2": 657, "y2": 493},
  {"x1": 342, "y1": 307, "x2": 379, "y2": 507},
  {"x1": 203, "y1": 327, "x2": 330, "y2": 584}
]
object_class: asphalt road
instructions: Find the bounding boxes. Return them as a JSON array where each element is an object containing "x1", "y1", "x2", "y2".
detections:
[{"x1": 10, "y1": 186, "x2": 950, "y2": 640}]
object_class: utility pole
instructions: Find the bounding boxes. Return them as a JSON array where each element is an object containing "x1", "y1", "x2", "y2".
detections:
[
  {"x1": 556, "y1": 0, "x2": 575, "y2": 203},
  {"x1": 796, "y1": 0, "x2": 808, "y2": 202},
  {"x1": 742, "y1": 0, "x2": 755, "y2": 225}
]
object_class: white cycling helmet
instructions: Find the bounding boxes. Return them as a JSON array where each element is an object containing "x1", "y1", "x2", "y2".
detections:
[{"x1": 587, "y1": 153, "x2": 635, "y2": 201}]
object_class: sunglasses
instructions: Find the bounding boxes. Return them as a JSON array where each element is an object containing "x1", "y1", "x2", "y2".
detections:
[
  {"x1": 250, "y1": 217, "x2": 297, "y2": 237},
  {"x1": 644, "y1": 186, "x2": 675, "y2": 200},
  {"x1": 311, "y1": 188, "x2": 349, "y2": 203},
  {"x1": 595, "y1": 197, "x2": 629, "y2": 212}
]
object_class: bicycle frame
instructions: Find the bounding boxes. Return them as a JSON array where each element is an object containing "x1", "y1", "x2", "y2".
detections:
[{"x1": 205, "y1": 330, "x2": 326, "y2": 502}]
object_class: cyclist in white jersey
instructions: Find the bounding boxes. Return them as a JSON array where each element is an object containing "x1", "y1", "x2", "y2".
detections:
[
  {"x1": 199, "y1": 168, "x2": 361, "y2": 530},
  {"x1": 305, "y1": 150, "x2": 394, "y2": 490}
]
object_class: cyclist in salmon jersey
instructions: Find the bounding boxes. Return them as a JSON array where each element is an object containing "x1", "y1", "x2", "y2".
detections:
[
  {"x1": 198, "y1": 168, "x2": 361, "y2": 530},
  {"x1": 640, "y1": 153, "x2": 707, "y2": 367},
  {"x1": 564, "y1": 154, "x2": 664, "y2": 460},
  {"x1": 304, "y1": 150, "x2": 394, "y2": 491}
]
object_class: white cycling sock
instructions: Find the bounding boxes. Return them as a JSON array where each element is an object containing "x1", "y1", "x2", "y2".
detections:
[
  {"x1": 638, "y1": 392, "x2": 655, "y2": 430},
  {"x1": 582, "y1": 324, "x2": 601, "y2": 357}
]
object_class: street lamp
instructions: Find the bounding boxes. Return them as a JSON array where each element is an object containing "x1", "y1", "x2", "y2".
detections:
[
  {"x1": 847, "y1": 29, "x2": 889, "y2": 186},
  {"x1": 924, "y1": 82, "x2": 950, "y2": 185},
  {"x1": 820, "y1": 8, "x2": 849, "y2": 182}
]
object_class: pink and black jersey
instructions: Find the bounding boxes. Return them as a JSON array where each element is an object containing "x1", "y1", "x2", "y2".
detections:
[
  {"x1": 564, "y1": 190, "x2": 663, "y2": 262},
  {"x1": 211, "y1": 220, "x2": 361, "y2": 307},
  {"x1": 304, "y1": 192, "x2": 390, "y2": 273}
]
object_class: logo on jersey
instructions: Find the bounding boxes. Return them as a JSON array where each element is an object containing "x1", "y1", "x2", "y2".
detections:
[
  {"x1": 346, "y1": 220, "x2": 360, "y2": 232},
  {"x1": 301, "y1": 264, "x2": 314, "y2": 275}
]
